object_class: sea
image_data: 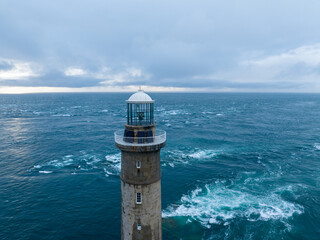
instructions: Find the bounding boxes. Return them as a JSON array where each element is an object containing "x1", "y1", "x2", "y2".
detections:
[{"x1": 0, "y1": 93, "x2": 319, "y2": 240}]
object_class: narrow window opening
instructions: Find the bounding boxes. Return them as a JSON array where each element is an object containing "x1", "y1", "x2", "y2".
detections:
[
  {"x1": 136, "y1": 161, "x2": 141, "y2": 169},
  {"x1": 137, "y1": 223, "x2": 142, "y2": 231},
  {"x1": 136, "y1": 192, "x2": 142, "y2": 204}
]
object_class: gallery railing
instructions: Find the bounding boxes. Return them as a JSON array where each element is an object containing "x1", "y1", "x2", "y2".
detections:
[{"x1": 114, "y1": 129, "x2": 166, "y2": 146}]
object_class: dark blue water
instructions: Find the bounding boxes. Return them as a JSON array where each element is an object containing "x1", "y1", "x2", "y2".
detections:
[{"x1": 0, "y1": 93, "x2": 320, "y2": 240}]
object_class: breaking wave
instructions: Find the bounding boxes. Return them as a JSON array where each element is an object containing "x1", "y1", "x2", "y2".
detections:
[{"x1": 163, "y1": 180, "x2": 303, "y2": 229}]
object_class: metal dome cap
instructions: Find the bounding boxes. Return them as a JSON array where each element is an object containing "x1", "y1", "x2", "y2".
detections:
[{"x1": 126, "y1": 90, "x2": 155, "y2": 103}]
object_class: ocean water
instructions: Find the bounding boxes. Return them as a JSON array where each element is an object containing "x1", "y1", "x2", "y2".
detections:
[{"x1": 0, "y1": 93, "x2": 320, "y2": 240}]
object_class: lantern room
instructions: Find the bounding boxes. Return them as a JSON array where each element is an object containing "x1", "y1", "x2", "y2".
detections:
[{"x1": 126, "y1": 90, "x2": 155, "y2": 126}]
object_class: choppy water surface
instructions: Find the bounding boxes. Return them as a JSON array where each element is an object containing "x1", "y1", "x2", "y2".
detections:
[{"x1": 0, "y1": 93, "x2": 320, "y2": 240}]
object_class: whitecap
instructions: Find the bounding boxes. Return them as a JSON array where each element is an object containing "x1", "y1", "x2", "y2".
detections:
[
  {"x1": 46, "y1": 159, "x2": 65, "y2": 168},
  {"x1": 33, "y1": 111, "x2": 42, "y2": 115},
  {"x1": 166, "y1": 110, "x2": 179, "y2": 115},
  {"x1": 62, "y1": 159, "x2": 74, "y2": 165},
  {"x1": 34, "y1": 165, "x2": 42, "y2": 169},
  {"x1": 163, "y1": 149, "x2": 220, "y2": 167},
  {"x1": 103, "y1": 168, "x2": 113, "y2": 175},
  {"x1": 52, "y1": 114, "x2": 71, "y2": 117},
  {"x1": 168, "y1": 163, "x2": 175, "y2": 168},
  {"x1": 189, "y1": 149, "x2": 217, "y2": 159},
  {"x1": 83, "y1": 154, "x2": 101, "y2": 165},
  {"x1": 314, "y1": 143, "x2": 320, "y2": 150},
  {"x1": 202, "y1": 111, "x2": 214, "y2": 114},
  {"x1": 39, "y1": 171, "x2": 53, "y2": 174},
  {"x1": 37, "y1": 152, "x2": 102, "y2": 172},
  {"x1": 163, "y1": 110, "x2": 189, "y2": 116},
  {"x1": 101, "y1": 109, "x2": 109, "y2": 112}
]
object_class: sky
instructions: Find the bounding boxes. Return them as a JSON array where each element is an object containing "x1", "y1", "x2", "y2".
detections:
[{"x1": 1, "y1": 0, "x2": 320, "y2": 93}]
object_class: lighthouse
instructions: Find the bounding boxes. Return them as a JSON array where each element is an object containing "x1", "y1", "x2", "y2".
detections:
[{"x1": 115, "y1": 90, "x2": 166, "y2": 240}]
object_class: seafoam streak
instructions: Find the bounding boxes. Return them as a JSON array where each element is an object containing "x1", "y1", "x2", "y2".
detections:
[{"x1": 163, "y1": 180, "x2": 303, "y2": 229}]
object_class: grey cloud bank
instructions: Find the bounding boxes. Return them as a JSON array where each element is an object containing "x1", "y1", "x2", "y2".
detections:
[{"x1": 1, "y1": 0, "x2": 320, "y2": 93}]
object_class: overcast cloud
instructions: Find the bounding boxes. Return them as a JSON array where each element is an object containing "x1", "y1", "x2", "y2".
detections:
[{"x1": 1, "y1": 0, "x2": 320, "y2": 93}]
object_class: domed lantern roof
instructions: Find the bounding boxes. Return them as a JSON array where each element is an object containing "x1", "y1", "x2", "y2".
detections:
[{"x1": 126, "y1": 90, "x2": 154, "y2": 103}]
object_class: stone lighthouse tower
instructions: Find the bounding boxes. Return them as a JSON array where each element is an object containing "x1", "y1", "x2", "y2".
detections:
[{"x1": 115, "y1": 90, "x2": 166, "y2": 240}]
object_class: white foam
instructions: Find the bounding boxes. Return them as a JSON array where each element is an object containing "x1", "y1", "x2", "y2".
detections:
[
  {"x1": 166, "y1": 110, "x2": 179, "y2": 115},
  {"x1": 189, "y1": 149, "x2": 217, "y2": 159},
  {"x1": 105, "y1": 153, "x2": 121, "y2": 163},
  {"x1": 314, "y1": 143, "x2": 320, "y2": 150},
  {"x1": 62, "y1": 159, "x2": 74, "y2": 165},
  {"x1": 202, "y1": 111, "x2": 214, "y2": 114},
  {"x1": 101, "y1": 109, "x2": 108, "y2": 112},
  {"x1": 36, "y1": 151, "x2": 120, "y2": 176},
  {"x1": 105, "y1": 153, "x2": 121, "y2": 173},
  {"x1": 163, "y1": 110, "x2": 189, "y2": 116},
  {"x1": 168, "y1": 162, "x2": 175, "y2": 168},
  {"x1": 103, "y1": 168, "x2": 113, "y2": 175},
  {"x1": 164, "y1": 149, "x2": 219, "y2": 167},
  {"x1": 83, "y1": 154, "x2": 101, "y2": 165},
  {"x1": 37, "y1": 152, "x2": 103, "y2": 172},
  {"x1": 43, "y1": 155, "x2": 75, "y2": 168},
  {"x1": 163, "y1": 182, "x2": 303, "y2": 228},
  {"x1": 33, "y1": 111, "x2": 42, "y2": 115},
  {"x1": 46, "y1": 159, "x2": 65, "y2": 168},
  {"x1": 39, "y1": 171, "x2": 53, "y2": 174},
  {"x1": 52, "y1": 114, "x2": 71, "y2": 117}
]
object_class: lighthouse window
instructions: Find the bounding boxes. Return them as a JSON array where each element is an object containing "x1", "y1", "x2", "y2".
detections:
[
  {"x1": 137, "y1": 131, "x2": 145, "y2": 144},
  {"x1": 136, "y1": 192, "x2": 142, "y2": 204},
  {"x1": 137, "y1": 223, "x2": 141, "y2": 231},
  {"x1": 136, "y1": 161, "x2": 141, "y2": 169},
  {"x1": 146, "y1": 131, "x2": 153, "y2": 143}
]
